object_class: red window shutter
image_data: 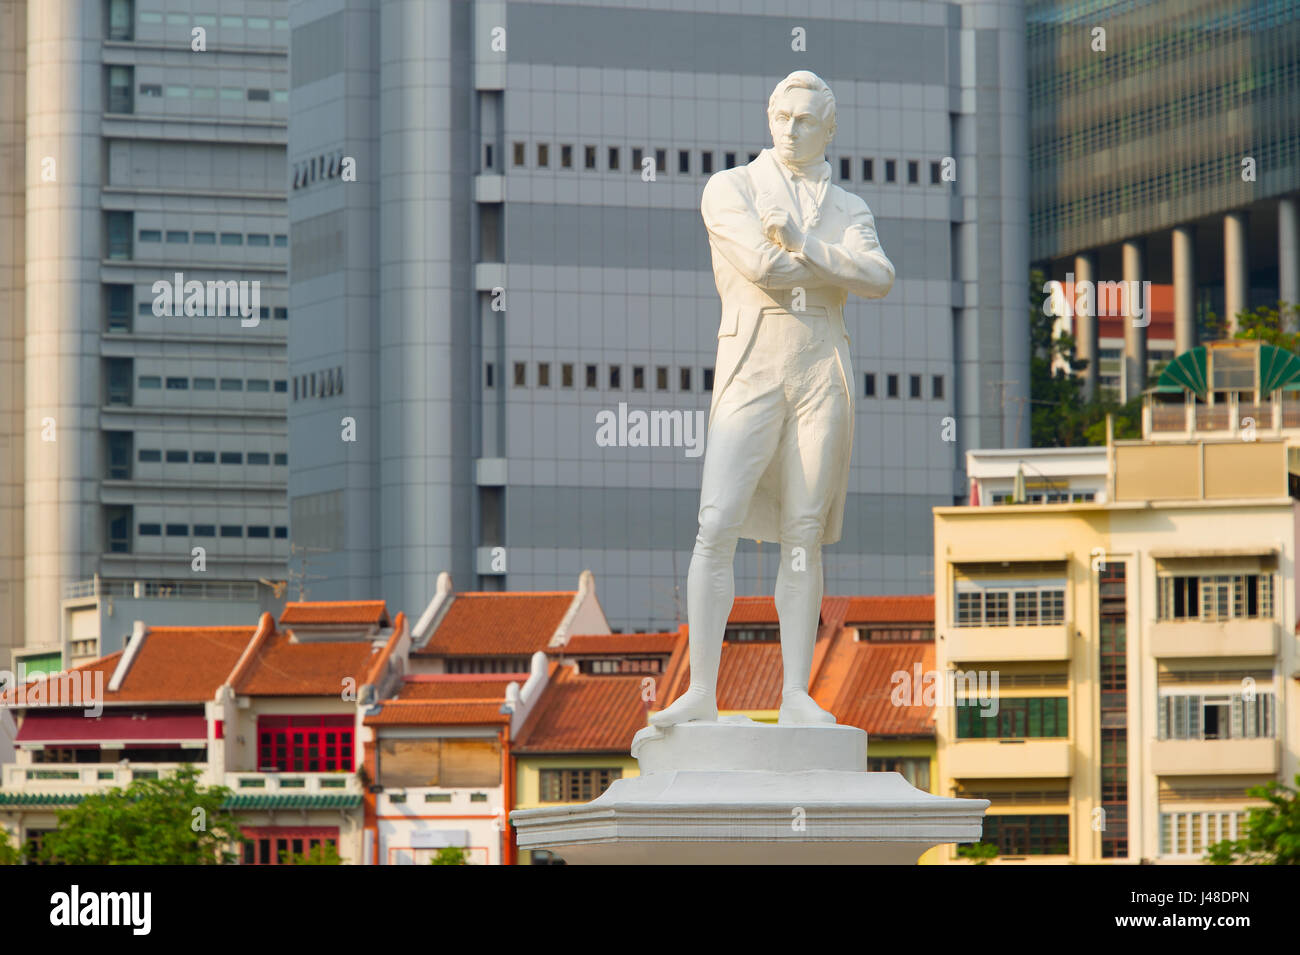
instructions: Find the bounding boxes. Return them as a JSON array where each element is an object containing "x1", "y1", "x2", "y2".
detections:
[{"x1": 214, "y1": 719, "x2": 224, "y2": 739}]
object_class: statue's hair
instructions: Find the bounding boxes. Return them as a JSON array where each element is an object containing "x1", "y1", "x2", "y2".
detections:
[{"x1": 767, "y1": 71, "x2": 836, "y2": 131}]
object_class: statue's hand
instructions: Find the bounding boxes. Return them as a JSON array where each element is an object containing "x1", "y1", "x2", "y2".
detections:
[{"x1": 761, "y1": 208, "x2": 804, "y2": 252}]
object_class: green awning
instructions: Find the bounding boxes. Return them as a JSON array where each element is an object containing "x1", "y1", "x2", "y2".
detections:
[
  {"x1": 0, "y1": 792, "x2": 360, "y2": 811},
  {"x1": 1259, "y1": 344, "x2": 1300, "y2": 394},
  {"x1": 1157, "y1": 346, "x2": 1209, "y2": 396}
]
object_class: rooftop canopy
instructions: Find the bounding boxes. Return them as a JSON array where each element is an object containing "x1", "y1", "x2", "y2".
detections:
[{"x1": 1154, "y1": 342, "x2": 1300, "y2": 397}]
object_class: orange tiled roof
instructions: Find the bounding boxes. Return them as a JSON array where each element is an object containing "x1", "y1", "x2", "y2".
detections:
[
  {"x1": 826, "y1": 640, "x2": 936, "y2": 737},
  {"x1": 514, "y1": 666, "x2": 650, "y2": 753},
  {"x1": 1, "y1": 627, "x2": 256, "y2": 706},
  {"x1": 727, "y1": 596, "x2": 780, "y2": 625},
  {"x1": 279, "y1": 600, "x2": 388, "y2": 627},
  {"x1": 391, "y1": 676, "x2": 525, "y2": 700},
  {"x1": 231, "y1": 631, "x2": 380, "y2": 696},
  {"x1": 364, "y1": 701, "x2": 510, "y2": 726},
  {"x1": 554, "y1": 633, "x2": 680, "y2": 655},
  {"x1": 415, "y1": 592, "x2": 576, "y2": 657},
  {"x1": 844, "y1": 595, "x2": 934, "y2": 625}
]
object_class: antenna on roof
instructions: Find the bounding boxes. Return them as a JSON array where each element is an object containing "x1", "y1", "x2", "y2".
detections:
[{"x1": 288, "y1": 542, "x2": 331, "y2": 600}]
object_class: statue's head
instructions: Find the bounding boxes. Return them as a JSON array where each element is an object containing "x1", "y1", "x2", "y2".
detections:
[{"x1": 767, "y1": 71, "x2": 836, "y2": 167}]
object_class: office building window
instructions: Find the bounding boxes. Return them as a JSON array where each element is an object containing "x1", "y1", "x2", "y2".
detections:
[
  {"x1": 885, "y1": 159, "x2": 896, "y2": 182},
  {"x1": 656, "y1": 366, "x2": 669, "y2": 391},
  {"x1": 907, "y1": 160, "x2": 919, "y2": 184},
  {"x1": 512, "y1": 142, "x2": 525, "y2": 166},
  {"x1": 862, "y1": 158, "x2": 874, "y2": 182},
  {"x1": 956, "y1": 697, "x2": 1068, "y2": 739},
  {"x1": 539, "y1": 768, "x2": 622, "y2": 803},
  {"x1": 703, "y1": 368, "x2": 714, "y2": 391},
  {"x1": 165, "y1": 450, "x2": 188, "y2": 463},
  {"x1": 678, "y1": 150, "x2": 690, "y2": 174},
  {"x1": 909, "y1": 374, "x2": 921, "y2": 398},
  {"x1": 584, "y1": 145, "x2": 597, "y2": 169},
  {"x1": 864, "y1": 373, "x2": 876, "y2": 397},
  {"x1": 537, "y1": 362, "x2": 550, "y2": 388},
  {"x1": 839, "y1": 157, "x2": 851, "y2": 181},
  {"x1": 680, "y1": 367, "x2": 692, "y2": 391},
  {"x1": 537, "y1": 143, "x2": 549, "y2": 167},
  {"x1": 932, "y1": 375, "x2": 944, "y2": 399},
  {"x1": 107, "y1": 65, "x2": 133, "y2": 113},
  {"x1": 655, "y1": 149, "x2": 666, "y2": 172},
  {"x1": 886, "y1": 373, "x2": 899, "y2": 398},
  {"x1": 561, "y1": 363, "x2": 574, "y2": 388},
  {"x1": 560, "y1": 144, "x2": 573, "y2": 168},
  {"x1": 585, "y1": 364, "x2": 597, "y2": 389},
  {"x1": 609, "y1": 365, "x2": 621, "y2": 389},
  {"x1": 930, "y1": 161, "x2": 942, "y2": 184},
  {"x1": 725, "y1": 152, "x2": 737, "y2": 168},
  {"x1": 701, "y1": 151, "x2": 714, "y2": 174},
  {"x1": 608, "y1": 147, "x2": 620, "y2": 171},
  {"x1": 632, "y1": 366, "x2": 645, "y2": 390},
  {"x1": 484, "y1": 362, "x2": 494, "y2": 389},
  {"x1": 514, "y1": 362, "x2": 527, "y2": 387},
  {"x1": 107, "y1": 212, "x2": 133, "y2": 260}
]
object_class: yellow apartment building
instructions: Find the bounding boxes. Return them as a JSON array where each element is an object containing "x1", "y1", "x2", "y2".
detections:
[{"x1": 936, "y1": 433, "x2": 1298, "y2": 864}]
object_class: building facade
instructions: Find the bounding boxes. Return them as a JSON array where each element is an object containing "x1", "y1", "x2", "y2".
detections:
[
  {"x1": 1029, "y1": 0, "x2": 1300, "y2": 401},
  {"x1": 285, "y1": 0, "x2": 1031, "y2": 630},
  {"x1": 934, "y1": 437, "x2": 1298, "y2": 863},
  {"x1": 0, "y1": 0, "x2": 293, "y2": 673}
]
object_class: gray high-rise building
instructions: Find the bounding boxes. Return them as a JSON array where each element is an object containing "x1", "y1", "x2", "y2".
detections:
[
  {"x1": 0, "y1": 0, "x2": 292, "y2": 672},
  {"x1": 287, "y1": 0, "x2": 1029, "y2": 630},
  {"x1": 1029, "y1": 0, "x2": 1300, "y2": 401}
]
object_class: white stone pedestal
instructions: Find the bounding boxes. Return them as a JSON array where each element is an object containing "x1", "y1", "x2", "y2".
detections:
[{"x1": 511, "y1": 717, "x2": 989, "y2": 865}]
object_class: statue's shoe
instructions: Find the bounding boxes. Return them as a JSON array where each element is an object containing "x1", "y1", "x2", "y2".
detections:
[
  {"x1": 778, "y1": 691, "x2": 837, "y2": 726},
  {"x1": 648, "y1": 688, "x2": 718, "y2": 727}
]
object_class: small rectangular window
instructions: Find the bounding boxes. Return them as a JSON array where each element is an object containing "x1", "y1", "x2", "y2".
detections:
[
  {"x1": 585, "y1": 364, "x2": 598, "y2": 389},
  {"x1": 609, "y1": 365, "x2": 621, "y2": 389},
  {"x1": 656, "y1": 367, "x2": 669, "y2": 391},
  {"x1": 273, "y1": 307, "x2": 288, "y2": 319},
  {"x1": 864, "y1": 373, "x2": 876, "y2": 397},
  {"x1": 166, "y1": 230, "x2": 189, "y2": 243},
  {"x1": 193, "y1": 231, "x2": 216, "y2": 245},
  {"x1": 909, "y1": 374, "x2": 921, "y2": 398},
  {"x1": 907, "y1": 160, "x2": 919, "y2": 184},
  {"x1": 484, "y1": 362, "x2": 495, "y2": 389},
  {"x1": 655, "y1": 149, "x2": 666, "y2": 172},
  {"x1": 165, "y1": 450, "x2": 188, "y2": 463},
  {"x1": 537, "y1": 143, "x2": 549, "y2": 167},
  {"x1": 193, "y1": 524, "x2": 216, "y2": 537},
  {"x1": 930, "y1": 161, "x2": 942, "y2": 185},
  {"x1": 246, "y1": 379, "x2": 270, "y2": 392},
  {"x1": 701, "y1": 151, "x2": 714, "y2": 174},
  {"x1": 537, "y1": 363, "x2": 550, "y2": 388},
  {"x1": 138, "y1": 523, "x2": 161, "y2": 536},
  {"x1": 193, "y1": 378, "x2": 216, "y2": 392},
  {"x1": 247, "y1": 89, "x2": 270, "y2": 102},
  {"x1": 561, "y1": 363, "x2": 574, "y2": 388},
  {"x1": 887, "y1": 373, "x2": 899, "y2": 398},
  {"x1": 932, "y1": 375, "x2": 944, "y2": 399},
  {"x1": 165, "y1": 377, "x2": 188, "y2": 390},
  {"x1": 514, "y1": 362, "x2": 527, "y2": 387},
  {"x1": 275, "y1": 526, "x2": 288, "y2": 539},
  {"x1": 138, "y1": 376, "x2": 161, "y2": 389},
  {"x1": 220, "y1": 452, "x2": 243, "y2": 465},
  {"x1": 560, "y1": 144, "x2": 573, "y2": 168},
  {"x1": 274, "y1": 453, "x2": 288, "y2": 466},
  {"x1": 194, "y1": 451, "x2": 216, "y2": 464},
  {"x1": 274, "y1": 380, "x2": 287, "y2": 393},
  {"x1": 247, "y1": 233, "x2": 270, "y2": 247},
  {"x1": 725, "y1": 152, "x2": 737, "y2": 168},
  {"x1": 220, "y1": 233, "x2": 243, "y2": 246},
  {"x1": 678, "y1": 150, "x2": 690, "y2": 174},
  {"x1": 166, "y1": 523, "x2": 189, "y2": 536},
  {"x1": 221, "y1": 378, "x2": 242, "y2": 391},
  {"x1": 220, "y1": 525, "x2": 243, "y2": 538},
  {"x1": 274, "y1": 235, "x2": 288, "y2": 248},
  {"x1": 632, "y1": 366, "x2": 645, "y2": 390},
  {"x1": 513, "y1": 142, "x2": 525, "y2": 166},
  {"x1": 584, "y1": 145, "x2": 597, "y2": 169},
  {"x1": 631, "y1": 148, "x2": 643, "y2": 171},
  {"x1": 138, "y1": 449, "x2": 162, "y2": 463},
  {"x1": 248, "y1": 526, "x2": 270, "y2": 539},
  {"x1": 703, "y1": 368, "x2": 714, "y2": 391},
  {"x1": 608, "y1": 147, "x2": 620, "y2": 171},
  {"x1": 138, "y1": 230, "x2": 161, "y2": 243},
  {"x1": 839, "y1": 157, "x2": 851, "y2": 181},
  {"x1": 247, "y1": 452, "x2": 270, "y2": 465},
  {"x1": 680, "y1": 367, "x2": 692, "y2": 391},
  {"x1": 885, "y1": 159, "x2": 897, "y2": 183}
]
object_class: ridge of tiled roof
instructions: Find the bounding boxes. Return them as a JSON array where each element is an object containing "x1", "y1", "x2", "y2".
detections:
[
  {"x1": 363, "y1": 700, "x2": 510, "y2": 726},
  {"x1": 279, "y1": 600, "x2": 389, "y2": 627},
  {"x1": 552, "y1": 632, "x2": 680, "y2": 655},
  {"x1": 844, "y1": 595, "x2": 934, "y2": 625}
]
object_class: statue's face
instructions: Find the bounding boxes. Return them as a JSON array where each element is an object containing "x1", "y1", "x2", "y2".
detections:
[{"x1": 768, "y1": 87, "x2": 833, "y2": 166}]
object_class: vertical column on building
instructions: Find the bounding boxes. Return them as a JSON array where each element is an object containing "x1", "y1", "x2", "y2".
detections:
[
  {"x1": 0, "y1": 0, "x2": 26, "y2": 670},
  {"x1": 1099, "y1": 561, "x2": 1129, "y2": 860},
  {"x1": 1224, "y1": 211, "x2": 1249, "y2": 336},
  {"x1": 1278, "y1": 197, "x2": 1299, "y2": 332},
  {"x1": 25, "y1": 0, "x2": 102, "y2": 648},
  {"x1": 1121, "y1": 239, "x2": 1147, "y2": 402},
  {"x1": 1074, "y1": 252, "x2": 1098, "y2": 401},
  {"x1": 1172, "y1": 225, "x2": 1197, "y2": 355}
]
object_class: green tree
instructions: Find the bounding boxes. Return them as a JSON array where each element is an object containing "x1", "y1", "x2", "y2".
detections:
[
  {"x1": 0, "y1": 826, "x2": 21, "y2": 865},
  {"x1": 1205, "y1": 774, "x2": 1300, "y2": 865},
  {"x1": 39, "y1": 765, "x2": 243, "y2": 865},
  {"x1": 1216, "y1": 301, "x2": 1300, "y2": 353},
  {"x1": 1029, "y1": 268, "x2": 1141, "y2": 447},
  {"x1": 956, "y1": 841, "x2": 998, "y2": 865},
  {"x1": 282, "y1": 842, "x2": 343, "y2": 865},
  {"x1": 430, "y1": 846, "x2": 469, "y2": 865}
]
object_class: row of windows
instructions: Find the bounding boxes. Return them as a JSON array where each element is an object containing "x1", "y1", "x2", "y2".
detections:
[
  {"x1": 138, "y1": 523, "x2": 288, "y2": 539},
  {"x1": 955, "y1": 697, "x2": 1069, "y2": 739},
  {"x1": 988, "y1": 491, "x2": 1097, "y2": 504},
  {"x1": 1160, "y1": 811, "x2": 1248, "y2": 858},
  {"x1": 136, "y1": 376, "x2": 287, "y2": 393},
  {"x1": 110, "y1": 4, "x2": 289, "y2": 37},
  {"x1": 495, "y1": 361, "x2": 714, "y2": 393},
  {"x1": 1157, "y1": 573, "x2": 1273, "y2": 622},
  {"x1": 137, "y1": 449, "x2": 287, "y2": 466},
  {"x1": 504, "y1": 141, "x2": 949, "y2": 186},
  {"x1": 954, "y1": 586, "x2": 1067, "y2": 627},
  {"x1": 977, "y1": 814, "x2": 1070, "y2": 857},
  {"x1": 864, "y1": 373, "x2": 945, "y2": 399},
  {"x1": 130, "y1": 303, "x2": 289, "y2": 320},
  {"x1": 538, "y1": 768, "x2": 622, "y2": 803},
  {"x1": 1157, "y1": 693, "x2": 1277, "y2": 741},
  {"x1": 136, "y1": 229, "x2": 287, "y2": 247},
  {"x1": 137, "y1": 83, "x2": 287, "y2": 103},
  {"x1": 292, "y1": 368, "x2": 344, "y2": 401},
  {"x1": 292, "y1": 150, "x2": 346, "y2": 190}
]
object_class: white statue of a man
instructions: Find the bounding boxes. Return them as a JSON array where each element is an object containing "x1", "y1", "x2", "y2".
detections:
[{"x1": 651, "y1": 70, "x2": 895, "y2": 728}]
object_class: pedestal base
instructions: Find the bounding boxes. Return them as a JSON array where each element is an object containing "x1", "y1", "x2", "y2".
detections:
[{"x1": 511, "y1": 718, "x2": 988, "y2": 865}]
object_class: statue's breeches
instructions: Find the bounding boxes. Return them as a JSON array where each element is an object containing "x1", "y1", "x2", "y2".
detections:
[{"x1": 695, "y1": 306, "x2": 850, "y2": 555}]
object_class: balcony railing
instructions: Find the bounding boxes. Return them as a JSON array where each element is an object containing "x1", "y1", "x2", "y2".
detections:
[
  {"x1": 63, "y1": 576, "x2": 260, "y2": 601},
  {"x1": 224, "y1": 772, "x2": 361, "y2": 795},
  {"x1": 1, "y1": 762, "x2": 193, "y2": 792}
]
